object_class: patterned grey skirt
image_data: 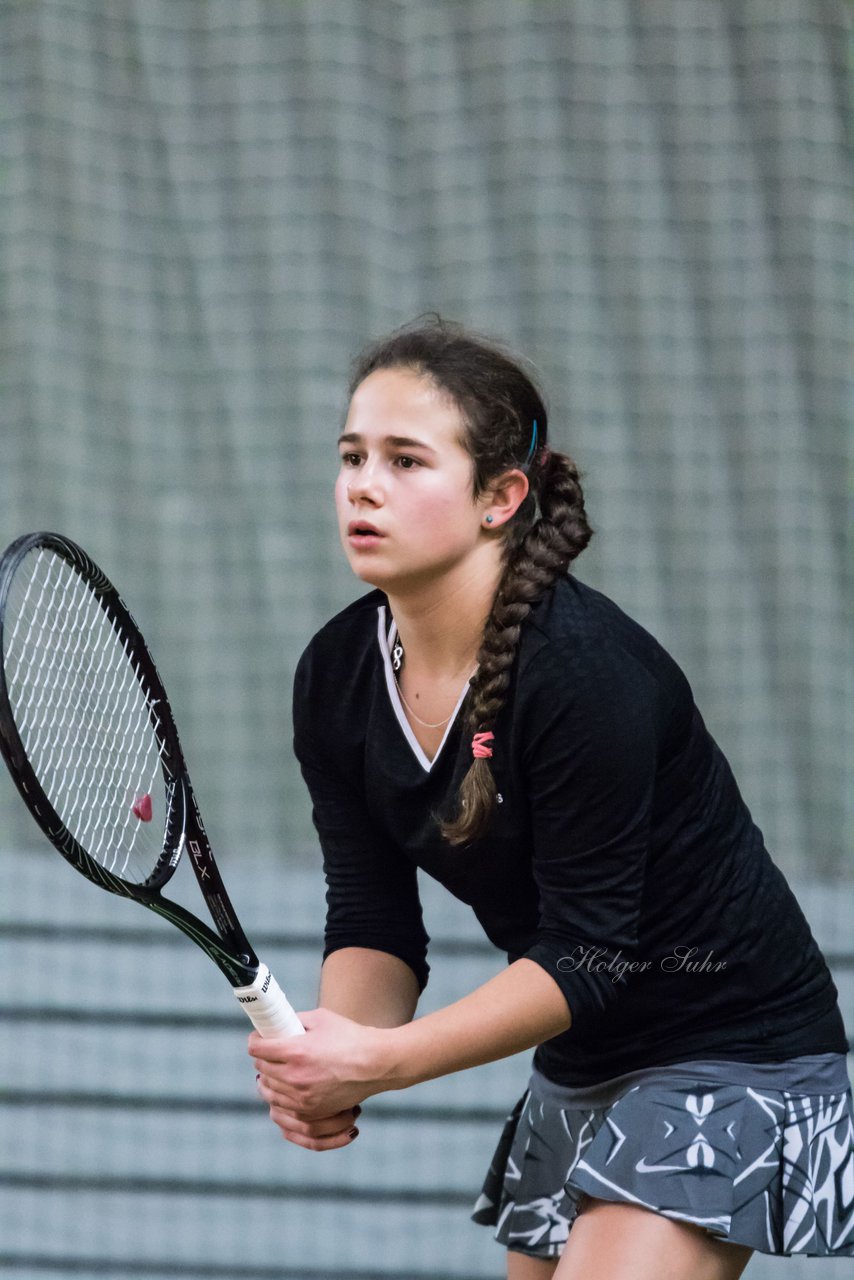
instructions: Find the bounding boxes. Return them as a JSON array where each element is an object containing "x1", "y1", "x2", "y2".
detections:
[{"x1": 473, "y1": 1054, "x2": 854, "y2": 1259}]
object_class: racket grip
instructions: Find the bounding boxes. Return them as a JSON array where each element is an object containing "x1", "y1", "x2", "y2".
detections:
[{"x1": 234, "y1": 963, "x2": 305, "y2": 1038}]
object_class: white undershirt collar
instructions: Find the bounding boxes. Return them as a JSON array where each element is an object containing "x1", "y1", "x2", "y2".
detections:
[{"x1": 376, "y1": 605, "x2": 470, "y2": 773}]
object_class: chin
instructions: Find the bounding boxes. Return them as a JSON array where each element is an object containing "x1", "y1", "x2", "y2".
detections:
[{"x1": 344, "y1": 553, "x2": 388, "y2": 589}]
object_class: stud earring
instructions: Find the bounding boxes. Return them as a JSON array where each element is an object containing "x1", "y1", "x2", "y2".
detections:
[{"x1": 484, "y1": 514, "x2": 494, "y2": 526}]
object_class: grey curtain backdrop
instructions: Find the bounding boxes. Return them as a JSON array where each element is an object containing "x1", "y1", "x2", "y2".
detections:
[
  {"x1": 2, "y1": 1, "x2": 850, "y2": 875},
  {"x1": 0, "y1": 3, "x2": 851, "y2": 1278}
]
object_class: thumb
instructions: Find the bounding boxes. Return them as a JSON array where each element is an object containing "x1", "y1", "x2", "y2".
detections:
[
  {"x1": 247, "y1": 1015, "x2": 312, "y2": 1059},
  {"x1": 295, "y1": 1006, "x2": 330, "y2": 1032}
]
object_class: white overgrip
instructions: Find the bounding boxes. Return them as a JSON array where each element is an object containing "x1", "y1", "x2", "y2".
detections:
[{"x1": 233, "y1": 963, "x2": 305, "y2": 1038}]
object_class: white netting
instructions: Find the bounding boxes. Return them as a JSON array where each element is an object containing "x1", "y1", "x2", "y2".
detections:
[{"x1": 2, "y1": 547, "x2": 166, "y2": 884}]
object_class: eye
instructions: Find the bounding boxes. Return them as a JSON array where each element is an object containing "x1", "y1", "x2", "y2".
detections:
[
  {"x1": 395, "y1": 455, "x2": 421, "y2": 469},
  {"x1": 339, "y1": 452, "x2": 362, "y2": 467}
]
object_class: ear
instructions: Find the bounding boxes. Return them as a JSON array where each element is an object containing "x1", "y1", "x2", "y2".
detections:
[{"x1": 478, "y1": 469, "x2": 530, "y2": 531}]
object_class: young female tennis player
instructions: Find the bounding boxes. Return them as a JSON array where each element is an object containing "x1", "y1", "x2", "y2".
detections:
[{"x1": 251, "y1": 319, "x2": 854, "y2": 1278}]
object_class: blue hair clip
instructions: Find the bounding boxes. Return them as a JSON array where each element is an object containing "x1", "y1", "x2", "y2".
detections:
[{"x1": 523, "y1": 419, "x2": 539, "y2": 470}]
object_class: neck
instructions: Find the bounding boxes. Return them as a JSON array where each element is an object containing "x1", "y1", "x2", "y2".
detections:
[{"x1": 385, "y1": 544, "x2": 503, "y2": 677}]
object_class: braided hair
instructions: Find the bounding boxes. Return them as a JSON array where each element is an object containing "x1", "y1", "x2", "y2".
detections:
[{"x1": 348, "y1": 316, "x2": 593, "y2": 844}]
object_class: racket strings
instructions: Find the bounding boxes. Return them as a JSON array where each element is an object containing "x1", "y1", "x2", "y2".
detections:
[
  {"x1": 3, "y1": 548, "x2": 166, "y2": 883},
  {"x1": 12, "y1": 554, "x2": 162, "y2": 874}
]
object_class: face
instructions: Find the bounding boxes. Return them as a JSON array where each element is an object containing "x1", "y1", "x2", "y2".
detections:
[{"x1": 335, "y1": 367, "x2": 489, "y2": 594}]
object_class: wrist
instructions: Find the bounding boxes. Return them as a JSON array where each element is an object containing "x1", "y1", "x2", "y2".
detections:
[{"x1": 369, "y1": 1024, "x2": 419, "y2": 1093}]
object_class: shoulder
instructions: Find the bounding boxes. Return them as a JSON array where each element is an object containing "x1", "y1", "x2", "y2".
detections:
[
  {"x1": 522, "y1": 574, "x2": 660, "y2": 659},
  {"x1": 293, "y1": 588, "x2": 386, "y2": 727},
  {"x1": 296, "y1": 588, "x2": 386, "y2": 677},
  {"x1": 307, "y1": 587, "x2": 388, "y2": 639},
  {"x1": 517, "y1": 575, "x2": 693, "y2": 719}
]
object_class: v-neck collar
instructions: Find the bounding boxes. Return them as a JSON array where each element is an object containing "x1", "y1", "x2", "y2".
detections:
[{"x1": 376, "y1": 605, "x2": 470, "y2": 773}]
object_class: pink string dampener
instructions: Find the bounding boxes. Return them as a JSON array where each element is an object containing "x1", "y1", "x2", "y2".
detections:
[
  {"x1": 471, "y1": 732, "x2": 494, "y2": 759},
  {"x1": 132, "y1": 794, "x2": 153, "y2": 822}
]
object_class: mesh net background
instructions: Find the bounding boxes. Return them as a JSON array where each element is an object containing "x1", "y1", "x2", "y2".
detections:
[{"x1": 0, "y1": 2, "x2": 851, "y2": 1277}]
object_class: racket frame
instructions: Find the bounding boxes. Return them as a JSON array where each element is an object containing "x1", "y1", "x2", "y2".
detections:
[{"x1": 0, "y1": 531, "x2": 262, "y2": 989}]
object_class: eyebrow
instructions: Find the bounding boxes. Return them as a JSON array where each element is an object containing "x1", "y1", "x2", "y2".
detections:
[{"x1": 337, "y1": 432, "x2": 438, "y2": 454}]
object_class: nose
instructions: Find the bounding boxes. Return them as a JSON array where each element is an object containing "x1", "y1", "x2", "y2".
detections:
[{"x1": 346, "y1": 460, "x2": 383, "y2": 506}]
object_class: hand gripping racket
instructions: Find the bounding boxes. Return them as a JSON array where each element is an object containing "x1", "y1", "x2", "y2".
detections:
[{"x1": 0, "y1": 531, "x2": 304, "y2": 1038}]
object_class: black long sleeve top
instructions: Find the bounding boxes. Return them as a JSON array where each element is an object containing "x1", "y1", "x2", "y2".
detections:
[{"x1": 292, "y1": 575, "x2": 846, "y2": 1086}]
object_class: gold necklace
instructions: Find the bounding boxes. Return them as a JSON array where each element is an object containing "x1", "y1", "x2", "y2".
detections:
[
  {"x1": 395, "y1": 681, "x2": 456, "y2": 729},
  {"x1": 392, "y1": 641, "x2": 476, "y2": 729},
  {"x1": 396, "y1": 686, "x2": 458, "y2": 727},
  {"x1": 391, "y1": 655, "x2": 473, "y2": 727}
]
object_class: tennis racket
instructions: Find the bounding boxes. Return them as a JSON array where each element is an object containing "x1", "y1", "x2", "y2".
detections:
[{"x1": 0, "y1": 530, "x2": 304, "y2": 1038}]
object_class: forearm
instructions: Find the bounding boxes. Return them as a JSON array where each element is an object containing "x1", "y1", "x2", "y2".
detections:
[
  {"x1": 379, "y1": 957, "x2": 571, "y2": 1090},
  {"x1": 251, "y1": 957, "x2": 571, "y2": 1131},
  {"x1": 319, "y1": 947, "x2": 421, "y2": 1027}
]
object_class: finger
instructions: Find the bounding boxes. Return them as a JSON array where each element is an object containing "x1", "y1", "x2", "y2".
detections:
[
  {"x1": 273, "y1": 1121, "x2": 359, "y2": 1152},
  {"x1": 257, "y1": 1090, "x2": 360, "y2": 1132},
  {"x1": 267, "y1": 1104, "x2": 361, "y2": 1150},
  {"x1": 248, "y1": 1022, "x2": 311, "y2": 1061},
  {"x1": 269, "y1": 1105, "x2": 360, "y2": 1142},
  {"x1": 254, "y1": 1071, "x2": 311, "y2": 1113},
  {"x1": 253, "y1": 1059, "x2": 307, "y2": 1094},
  {"x1": 255, "y1": 1073, "x2": 359, "y2": 1128},
  {"x1": 254, "y1": 1069, "x2": 343, "y2": 1118}
]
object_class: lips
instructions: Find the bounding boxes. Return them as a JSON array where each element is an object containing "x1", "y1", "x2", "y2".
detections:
[
  {"x1": 347, "y1": 520, "x2": 385, "y2": 548},
  {"x1": 347, "y1": 521, "x2": 383, "y2": 537}
]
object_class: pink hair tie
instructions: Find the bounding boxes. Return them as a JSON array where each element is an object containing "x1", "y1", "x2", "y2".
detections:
[{"x1": 472, "y1": 731, "x2": 494, "y2": 759}]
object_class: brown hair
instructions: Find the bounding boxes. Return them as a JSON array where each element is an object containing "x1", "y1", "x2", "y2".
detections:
[{"x1": 349, "y1": 316, "x2": 593, "y2": 843}]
